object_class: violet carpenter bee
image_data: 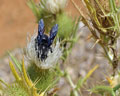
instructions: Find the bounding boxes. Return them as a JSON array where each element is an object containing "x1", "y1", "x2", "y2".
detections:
[{"x1": 35, "y1": 19, "x2": 58, "y2": 61}]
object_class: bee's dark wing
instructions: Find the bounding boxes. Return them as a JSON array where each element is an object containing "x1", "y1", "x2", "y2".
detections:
[
  {"x1": 37, "y1": 19, "x2": 45, "y2": 45},
  {"x1": 48, "y1": 24, "x2": 58, "y2": 46},
  {"x1": 38, "y1": 19, "x2": 45, "y2": 36}
]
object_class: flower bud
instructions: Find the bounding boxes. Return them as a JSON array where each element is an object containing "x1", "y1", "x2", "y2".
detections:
[{"x1": 41, "y1": 0, "x2": 67, "y2": 14}]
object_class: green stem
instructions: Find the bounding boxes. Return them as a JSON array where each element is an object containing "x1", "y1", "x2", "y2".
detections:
[
  {"x1": 91, "y1": 86, "x2": 115, "y2": 96},
  {"x1": 65, "y1": 72, "x2": 79, "y2": 96},
  {"x1": 101, "y1": 45, "x2": 113, "y2": 66}
]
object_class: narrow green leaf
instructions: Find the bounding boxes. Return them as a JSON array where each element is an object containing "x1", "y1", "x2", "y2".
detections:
[
  {"x1": 113, "y1": 83, "x2": 120, "y2": 92},
  {"x1": 76, "y1": 65, "x2": 98, "y2": 89},
  {"x1": 91, "y1": 85, "x2": 115, "y2": 96},
  {"x1": 8, "y1": 51, "x2": 22, "y2": 72}
]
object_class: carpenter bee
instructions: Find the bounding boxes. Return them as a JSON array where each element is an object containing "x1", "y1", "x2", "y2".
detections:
[{"x1": 35, "y1": 19, "x2": 58, "y2": 61}]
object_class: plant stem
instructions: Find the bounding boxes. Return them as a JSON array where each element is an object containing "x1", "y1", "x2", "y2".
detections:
[{"x1": 65, "y1": 72, "x2": 79, "y2": 96}]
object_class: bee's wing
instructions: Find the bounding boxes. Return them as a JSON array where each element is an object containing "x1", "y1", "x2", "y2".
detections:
[
  {"x1": 38, "y1": 19, "x2": 45, "y2": 36},
  {"x1": 48, "y1": 24, "x2": 58, "y2": 46},
  {"x1": 37, "y1": 19, "x2": 45, "y2": 45}
]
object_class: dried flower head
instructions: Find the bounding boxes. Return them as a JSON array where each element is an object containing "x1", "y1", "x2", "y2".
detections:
[
  {"x1": 40, "y1": 0, "x2": 67, "y2": 14},
  {"x1": 26, "y1": 19, "x2": 62, "y2": 69}
]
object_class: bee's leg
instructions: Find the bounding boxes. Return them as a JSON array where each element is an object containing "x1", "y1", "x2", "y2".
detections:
[
  {"x1": 41, "y1": 54, "x2": 46, "y2": 61},
  {"x1": 35, "y1": 39, "x2": 37, "y2": 50},
  {"x1": 44, "y1": 55, "x2": 47, "y2": 61},
  {"x1": 35, "y1": 45, "x2": 37, "y2": 50},
  {"x1": 50, "y1": 47, "x2": 53, "y2": 53},
  {"x1": 37, "y1": 51, "x2": 40, "y2": 58},
  {"x1": 39, "y1": 45, "x2": 42, "y2": 54}
]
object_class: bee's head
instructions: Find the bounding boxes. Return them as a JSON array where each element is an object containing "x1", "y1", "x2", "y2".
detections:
[{"x1": 41, "y1": 34, "x2": 48, "y2": 43}]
